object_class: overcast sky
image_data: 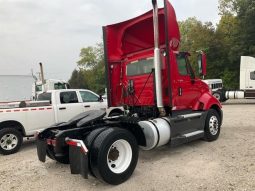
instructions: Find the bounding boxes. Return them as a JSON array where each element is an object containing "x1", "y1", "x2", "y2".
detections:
[{"x1": 0, "y1": 0, "x2": 220, "y2": 81}]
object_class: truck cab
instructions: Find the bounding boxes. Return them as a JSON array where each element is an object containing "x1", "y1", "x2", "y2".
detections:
[
  {"x1": 103, "y1": 4, "x2": 221, "y2": 118},
  {"x1": 32, "y1": 79, "x2": 70, "y2": 100},
  {"x1": 109, "y1": 50, "x2": 210, "y2": 111}
]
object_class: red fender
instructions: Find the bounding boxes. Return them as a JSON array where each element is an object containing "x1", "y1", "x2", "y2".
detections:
[{"x1": 193, "y1": 92, "x2": 222, "y2": 111}]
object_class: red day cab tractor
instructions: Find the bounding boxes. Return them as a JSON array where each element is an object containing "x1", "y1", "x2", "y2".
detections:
[{"x1": 36, "y1": 0, "x2": 223, "y2": 185}]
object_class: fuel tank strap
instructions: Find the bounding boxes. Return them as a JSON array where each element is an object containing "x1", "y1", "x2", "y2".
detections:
[
  {"x1": 149, "y1": 120, "x2": 160, "y2": 149},
  {"x1": 160, "y1": 117, "x2": 171, "y2": 127}
]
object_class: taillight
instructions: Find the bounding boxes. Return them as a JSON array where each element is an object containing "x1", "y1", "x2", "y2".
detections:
[
  {"x1": 65, "y1": 138, "x2": 88, "y2": 154},
  {"x1": 46, "y1": 138, "x2": 57, "y2": 146},
  {"x1": 51, "y1": 139, "x2": 57, "y2": 146}
]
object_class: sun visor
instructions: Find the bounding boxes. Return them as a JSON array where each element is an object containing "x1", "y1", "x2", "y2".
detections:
[{"x1": 103, "y1": 1, "x2": 180, "y2": 62}]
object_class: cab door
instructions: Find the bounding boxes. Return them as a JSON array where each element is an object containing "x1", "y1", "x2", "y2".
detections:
[
  {"x1": 248, "y1": 70, "x2": 255, "y2": 89},
  {"x1": 173, "y1": 53, "x2": 201, "y2": 110},
  {"x1": 56, "y1": 91, "x2": 84, "y2": 122},
  {"x1": 79, "y1": 90, "x2": 107, "y2": 111}
]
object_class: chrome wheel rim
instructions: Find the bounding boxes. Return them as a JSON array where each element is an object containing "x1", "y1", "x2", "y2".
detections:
[
  {"x1": 209, "y1": 116, "x2": 219, "y2": 135},
  {"x1": 0, "y1": 134, "x2": 18, "y2": 150},
  {"x1": 107, "y1": 139, "x2": 132, "y2": 174}
]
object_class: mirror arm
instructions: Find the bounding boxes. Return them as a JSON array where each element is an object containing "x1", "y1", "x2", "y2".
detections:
[{"x1": 98, "y1": 95, "x2": 103, "y2": 102}]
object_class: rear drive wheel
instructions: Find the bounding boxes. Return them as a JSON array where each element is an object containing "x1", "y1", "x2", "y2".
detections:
[
  {"x1": 0, "y1": 128, "x2": 23, "y2": 155},
  {"x1": 84, "y1": 127, "x2": 107, "y2": 177},
  {"x1": 204, "y1": 109, "x2": 221, "y2": 141},
  {"x1": 90, "y1": 128, "x2": 138, "y2": 185}
]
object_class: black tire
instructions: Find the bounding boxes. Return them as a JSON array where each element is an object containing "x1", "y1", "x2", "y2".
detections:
[
  {"x1": 84, "y1": 127, "x2": 107, "y2": 177},
  {"x1": 0, "y1": 128, "x2": 23, "y2": 155},
  {"x1": 46, "y1": 148, "x2": 54, "y2": 160},
  {"x1": 90, "y1": 127, "x2": 139, "y2": 185},
  {"x1": 213, "y1": 89, "x2": 228, "y2": 102},
  {"x1": 204, "y1": 109, "x2": 221, "y2": 142},
  {"x1": 46, "y1": 146, "x2": 69, "y2": 164},
  {"x1": 84, "y1": 128, "x2": 107, "y2": 150},
  {"x1": 220, "y1": 89, "x2": 228, "y2": 102},
  {"x1": 212, "y1": 91, "x2": 221, "y2": 102}
]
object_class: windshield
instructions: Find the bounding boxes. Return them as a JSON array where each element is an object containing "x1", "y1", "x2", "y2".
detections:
[
  {"x1": 176, "y1": 54, "x2": 190, "y2": 75},
  {"x1": 36, "y1": 85, "x2": 42, "y2": 92},
  {"x1": 54, "y1": 83, "x2": 66, "y2": 89},
  {"x1": 127, "y1": 58, "x2": 154, "y2": 76},
  {"x1": 37, "y1": 92, "x2": 51, "y2": 102},
  {"x1": 176, "y1": 52, "x2": 195, "y2": 78}
]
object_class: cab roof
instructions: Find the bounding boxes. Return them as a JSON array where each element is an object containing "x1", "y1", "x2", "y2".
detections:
[{"x1": 103, "y1": 0, "x2": 180, "y2": 62}]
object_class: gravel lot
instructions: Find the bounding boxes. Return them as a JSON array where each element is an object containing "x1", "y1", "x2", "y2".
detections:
[{"x1": 0, "y1": 99, "x2": 255, "y2": 191}]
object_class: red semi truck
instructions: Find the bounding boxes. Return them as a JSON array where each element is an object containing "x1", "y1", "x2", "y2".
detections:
[{"x1": 36, "y1": 0, "x2": 222, "y2": 185}]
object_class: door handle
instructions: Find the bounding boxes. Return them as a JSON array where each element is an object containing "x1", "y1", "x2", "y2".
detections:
[
  {"x1": 84, "y1": 105, "x2": 90, "y2": 108},
  {"x1": 178, "y1": 87, "x2": 182, "y2": 96},
  {"x1": 59, "y1": 107, "x2": 66, "y2": 110}
]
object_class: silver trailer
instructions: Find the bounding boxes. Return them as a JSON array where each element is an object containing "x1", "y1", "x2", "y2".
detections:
[
  {"x1": 0, "y1": 75, "x2": 34, "y2": 102},
  {"x1": 225, "y1": 56, "x2": 255, "y2": 99},
  {"x1": 207, "y1": 56, "x2": 255, "y2": 102}
]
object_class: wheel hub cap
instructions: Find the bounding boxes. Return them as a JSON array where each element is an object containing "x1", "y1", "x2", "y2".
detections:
[
  {"x1": 0, "y1": 134, "x2": 18, "y2": 151},
  {"x1": 209, "y1": 116, "x2": 219, "y2": 135},
  {"x1": 107, "y1": 139, "x2": 132, "y2": 174},
  {"x1": 108, "y1": 147, "x2": 119, "y2": 161}
]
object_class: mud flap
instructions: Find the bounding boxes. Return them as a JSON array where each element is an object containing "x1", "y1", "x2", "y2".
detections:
[
  {"x1": 36, "y1": 139, "x2": 47, "y2": 162},
  {"x1": 80, "y1": 152, "x2": 89, "y2": 179},
  {"x1": 69, "y1": 145, "x2": 89, "y2": 179}
]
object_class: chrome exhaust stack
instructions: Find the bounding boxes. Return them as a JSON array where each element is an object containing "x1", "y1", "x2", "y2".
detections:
[
  {"x1": 39, "y1": 62, "x2": 45, "y2": 85},
  {"x1": 152, "y1": 0, "x2": 166, "y2": 116}
]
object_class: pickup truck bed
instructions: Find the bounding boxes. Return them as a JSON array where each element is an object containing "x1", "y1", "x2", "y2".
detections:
[{"x1": 0, "y1": 89, "x2": 123, "y2": 155}]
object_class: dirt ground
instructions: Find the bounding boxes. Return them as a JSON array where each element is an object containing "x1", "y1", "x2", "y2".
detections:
[{"x1": 0, "y1": 99, "x2": 255, "y2": 191}]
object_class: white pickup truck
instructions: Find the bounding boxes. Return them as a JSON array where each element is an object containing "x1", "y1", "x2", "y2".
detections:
[{"x1": 0, "y1": 89, "x2": 123, "y2": 155}]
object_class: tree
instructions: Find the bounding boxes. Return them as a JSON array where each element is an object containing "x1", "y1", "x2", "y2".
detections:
[
  {"x1": 68, "y1": 69, "x2": 88, "y2": 89},
  {"x1": 216, "y1": 0, "x2": 255, "y2": 88},
  {"x1": 69, "y1": 43, "x2": 106, "y2": 94},
  {"x1": 68, "y1": 69, "x2": 79, "y2": 88},
  {"x1": 218, "y1": 0, "x2": 238, "y2": 15},
  {"x1": 178, "y1": 18, "x2": 224, "y2": 79},
  {"x1": 236, "y1": 0, "x2": 255, "y2": 57},
  {"x1": 216, "y1": 14, "x2": 240, "y2": 88}
]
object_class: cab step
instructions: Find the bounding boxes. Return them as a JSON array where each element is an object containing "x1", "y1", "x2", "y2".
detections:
[
  {"x1": 170, "y1": 130, "x2": 204, "y2": 147},
  {"x1": 172, "y1": 113, "x2": 202, "y2": 122}
]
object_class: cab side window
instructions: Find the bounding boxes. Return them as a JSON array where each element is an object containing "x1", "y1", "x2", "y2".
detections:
[
  {"x1": 250, "y1": 71, "x2": 255, "y2": 80},
  {"x1": 176, "y1": 55, "x2": 189, "y2": 76},
  {"x1": 80, "y1": 91, "x2": 99, "y2": 102},
  {"x1": 60, "y1": 91, "x2": 78, "y2": 104}
]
